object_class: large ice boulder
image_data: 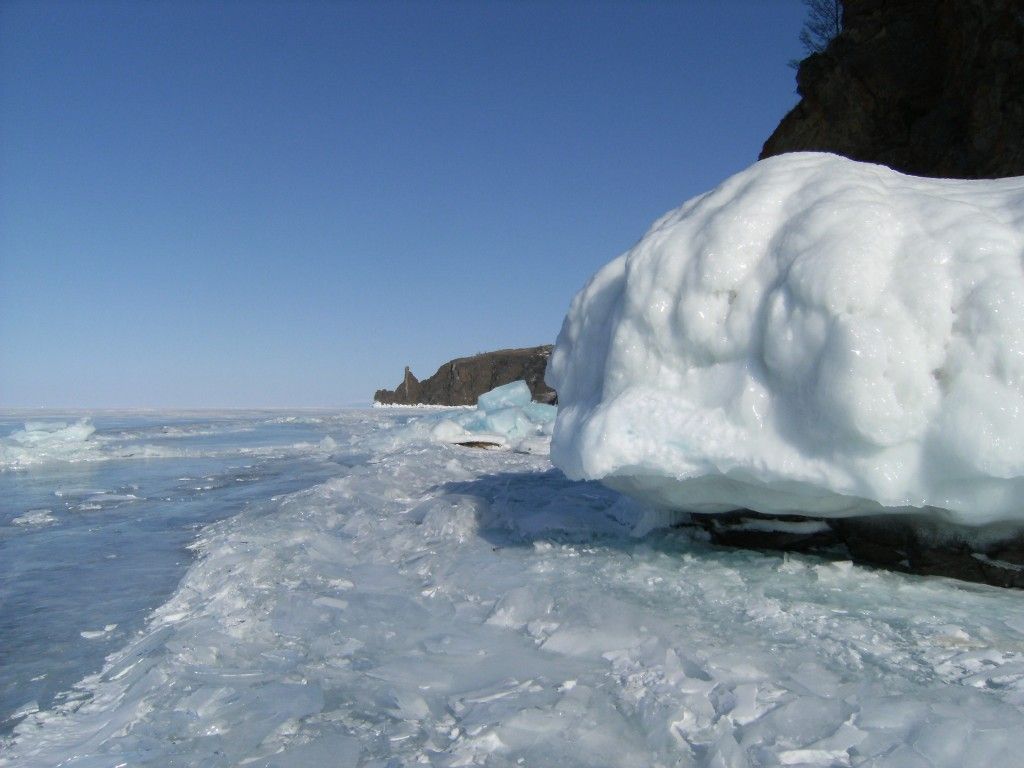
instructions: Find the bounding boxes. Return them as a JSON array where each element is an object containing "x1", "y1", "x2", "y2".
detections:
[{"x1": 548, "y1": 153, "x2": 1024, "y2": 526}]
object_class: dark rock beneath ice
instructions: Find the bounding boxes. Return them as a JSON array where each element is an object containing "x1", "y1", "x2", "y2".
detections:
[
  {"x1": 690, "y1": 511, "x2": 841, "y2": 553},
  {"x1": 692, "y1": 510, "x2": 1024, "y2": 589}
]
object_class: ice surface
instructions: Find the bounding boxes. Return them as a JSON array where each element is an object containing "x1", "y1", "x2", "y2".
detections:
[
  {"x1": 548, "y1": 153, "x2": 1024, "y2": 525},
  {"x1": 478, "y1": 381, "x2": 533, "y2": 411},
  {"x1": 5, "y1": 411, "x2": 1024, "y2": 767},
  {"x1": 0, "y1": 411, "x2": 367, "y2": 470}
]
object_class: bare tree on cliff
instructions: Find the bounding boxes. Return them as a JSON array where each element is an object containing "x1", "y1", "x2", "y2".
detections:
[{"x1": 791, "y1": 0, "x2": 843, "y2": 67}]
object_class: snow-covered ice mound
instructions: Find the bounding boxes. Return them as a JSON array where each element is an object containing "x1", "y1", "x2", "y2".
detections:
[{"x1": 548, "y1": 153, "x2": 1024, "y2": 526}]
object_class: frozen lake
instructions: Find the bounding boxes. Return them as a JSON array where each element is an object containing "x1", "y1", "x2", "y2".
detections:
[{"x1": 3, "y1": 409, "x2": 1024, "y2": 767}]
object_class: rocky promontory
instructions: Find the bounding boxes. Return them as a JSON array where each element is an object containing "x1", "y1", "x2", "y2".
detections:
[
  {"x1": 374, "y1": 345, "x2": 556, "y2": 406},
  {"x1": 761, "y1": 0, "x2": 1024, "y2": 179}
]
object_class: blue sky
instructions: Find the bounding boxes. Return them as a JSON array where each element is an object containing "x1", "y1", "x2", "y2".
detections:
[{"x1": 1, "y1": 0, "x2": 807, "y2": 408}]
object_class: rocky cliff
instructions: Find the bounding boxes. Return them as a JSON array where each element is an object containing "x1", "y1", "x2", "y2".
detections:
[
  {"x1": 374, "y1": 345, "x2": 556, "y2": 406},
  {"x1": 762, "y1": 0, "x2": 1024, "y2": 178}
]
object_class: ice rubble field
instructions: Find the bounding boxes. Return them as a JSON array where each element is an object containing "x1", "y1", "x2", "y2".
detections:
[
  {"x1": 0, "y1": 415, "x2": 341, "y2": 470},
  {"x1": 549, "y1": 153, "x2": 1024, "y2": 525},
  {"x1": 6, "y1": 407, "x2": 1024, "y2": 767},
  {"x1": 427, "y1": 381, "x2": 556, "y2": 454},
  {"x1": 0, "y1": 412, "x2": 352, "y2": 734}
]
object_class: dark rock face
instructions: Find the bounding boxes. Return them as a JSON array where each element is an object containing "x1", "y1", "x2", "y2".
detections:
[
  {"x1": 833, "y1": 516, "x2": 1024, "y2": 588},
  {"x1": 762, "y1": 0, "x2": 1024, "y2": 178},
  {"x1": 691, "y1": 512, "x2": 840, "y2": 554},
  {"x1": 691, "y1": 510, "x2": 1024, "y2": 589},
  {"x1": 374, "y1": 345, "x2": 556, "y2": 406}
]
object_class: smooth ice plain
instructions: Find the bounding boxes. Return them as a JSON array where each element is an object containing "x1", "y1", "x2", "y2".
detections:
[{"x1": 4, "y1": 407, "x2": 1024, "y2": 767}]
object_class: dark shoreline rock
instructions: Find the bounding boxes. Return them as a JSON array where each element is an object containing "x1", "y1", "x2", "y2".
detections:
[
  {"x1": 761, "y1": 0, "x2": 1024, "y2": 179},
  {"x1": 689, "y1": 510, "x2": 1024, "y2": 589},
  {"x1": 374, "y1": 345, "x2": 556, "y2": 406}
]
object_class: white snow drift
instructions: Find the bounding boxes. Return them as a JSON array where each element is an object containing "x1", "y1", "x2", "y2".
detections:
[{"x1": 548, "y1": 153, "x2": 1024, "y2": 525}]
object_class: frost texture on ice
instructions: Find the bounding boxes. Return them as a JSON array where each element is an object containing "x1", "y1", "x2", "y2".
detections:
[{"x1": 548, "y1": 153, "x2": 1024, "y2": 525}]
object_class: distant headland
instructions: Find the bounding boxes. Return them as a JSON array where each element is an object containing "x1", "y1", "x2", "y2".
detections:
[{"x1": 374, "y1": 345, "x2": 556, "y2": 406}]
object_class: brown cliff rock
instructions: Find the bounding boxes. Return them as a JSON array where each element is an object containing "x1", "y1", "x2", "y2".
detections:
[
  {"x1": 374, "y1": 345, "x2": 556, "y2": 406},
  {"x1": 762, "y1": 0, "x2": 1024, "y2": 179}
]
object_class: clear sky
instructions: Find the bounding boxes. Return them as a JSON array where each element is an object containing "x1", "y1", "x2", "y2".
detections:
[{"x1": 1, "y1": 0, "x2": 808, "y2": 408}]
